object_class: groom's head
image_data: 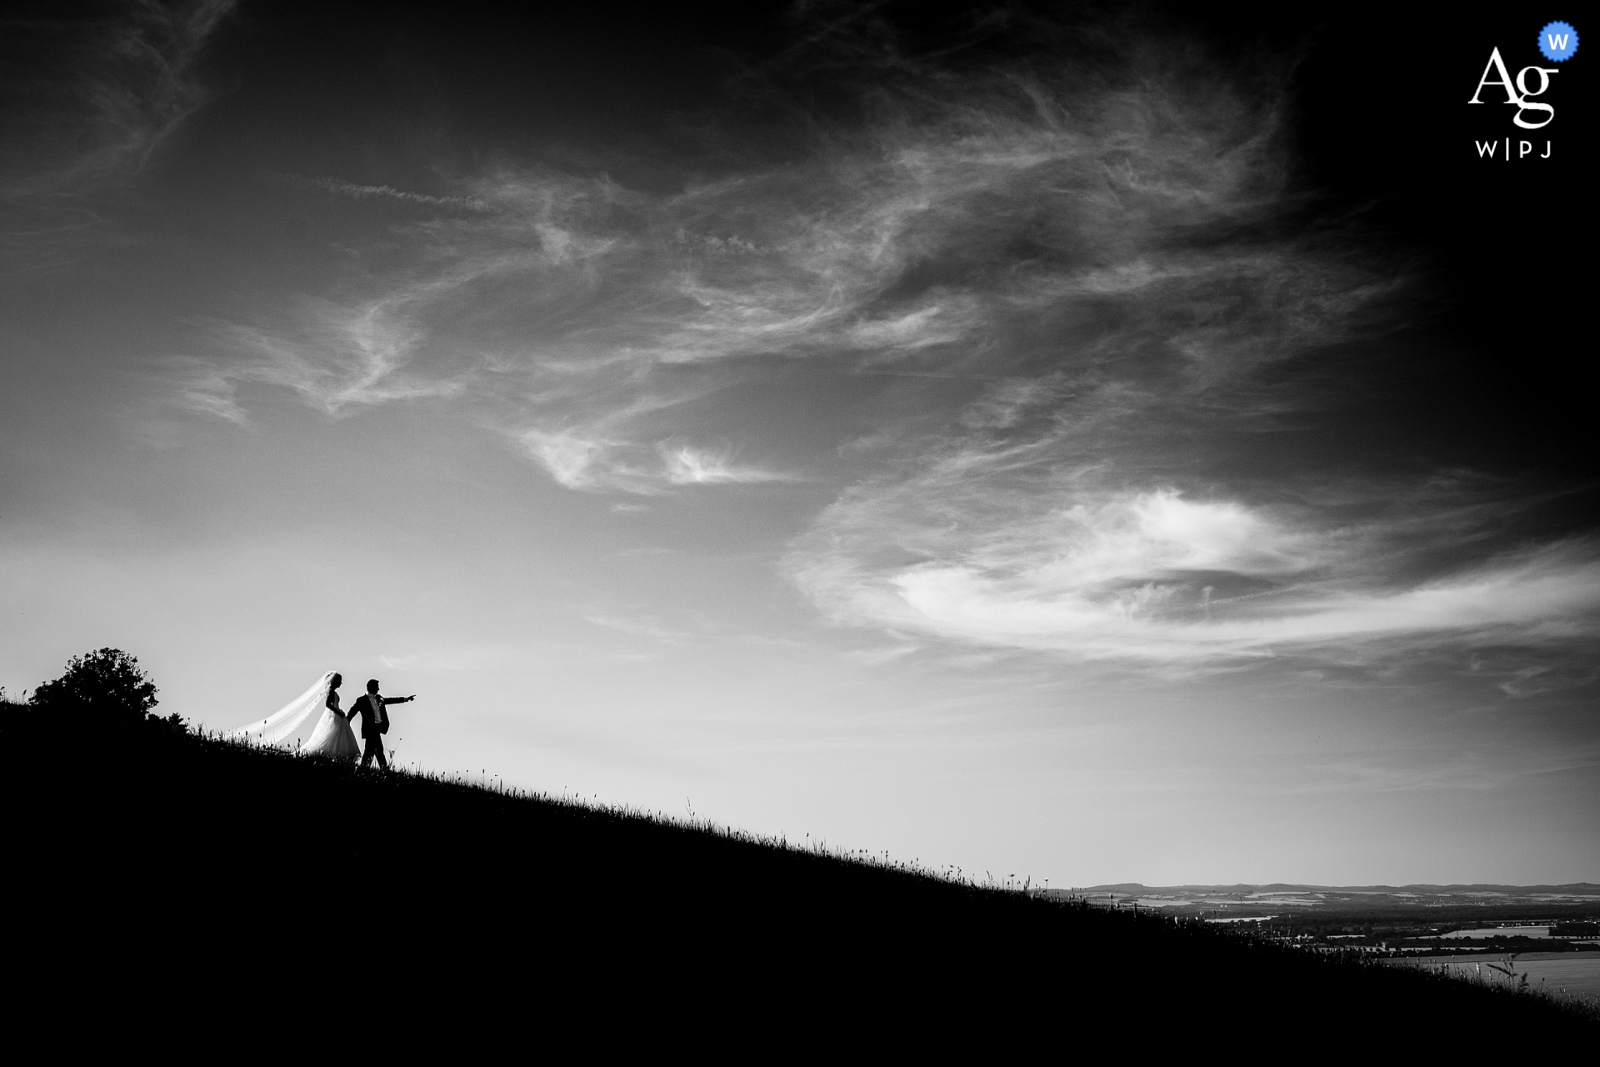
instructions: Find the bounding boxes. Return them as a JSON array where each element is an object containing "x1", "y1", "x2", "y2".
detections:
[{"x1": 367, "y1": 678, "x2": 380, "y2": 693}]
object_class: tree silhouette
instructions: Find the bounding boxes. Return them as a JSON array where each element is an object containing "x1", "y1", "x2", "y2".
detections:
[{"x1": 30, "y1": 648, "x2": 172, "y2": 729}]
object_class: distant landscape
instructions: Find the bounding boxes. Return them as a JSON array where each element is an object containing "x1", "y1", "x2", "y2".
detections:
[
  {"x1": 1056, "y1": 881, "x2": 1600, "y2": 1001},
  {"x1": 1056, "y1": 882, "x2": 1600, "y2": 951},
  {"x1": 1067, "y1": 882, "x2": 1600, "y2": 912}
]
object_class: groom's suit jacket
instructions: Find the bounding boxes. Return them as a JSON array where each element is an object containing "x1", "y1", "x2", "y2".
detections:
[{"x1": 349, "y1": 693, "x2": 401, "y2": 739}]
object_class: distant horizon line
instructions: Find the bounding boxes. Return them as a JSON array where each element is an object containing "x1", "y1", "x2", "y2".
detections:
[{"x1": 1063, "y1": 882, "x2": 1600, "y2": 895}]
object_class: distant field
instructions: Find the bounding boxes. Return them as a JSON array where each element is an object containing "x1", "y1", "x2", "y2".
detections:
[
  {"x1": 1384, "y1": 952, "x2": 1600, "y2": 999},
  {"x1": 1437, "y1": 926, "x2": 1555, "y2": 939}
]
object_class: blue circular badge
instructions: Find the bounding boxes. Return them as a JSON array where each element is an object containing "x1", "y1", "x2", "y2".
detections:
[{"x1": 1539, "y1": 21, "x2": 1578, "y2": 62}]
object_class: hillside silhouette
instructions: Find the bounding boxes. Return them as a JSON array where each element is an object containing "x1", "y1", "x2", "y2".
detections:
[{"x1": 3, "y1": 698, "x2": 1592, "y2": 1049}]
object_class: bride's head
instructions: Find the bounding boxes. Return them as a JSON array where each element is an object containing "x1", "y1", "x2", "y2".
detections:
[{"x1": 330, "y1": 673, "x2": 342, "y2": 689}]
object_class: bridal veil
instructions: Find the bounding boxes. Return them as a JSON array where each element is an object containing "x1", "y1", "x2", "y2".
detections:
[{"x1": 226, "y1": 671, "x2": 334, "y2": 747}]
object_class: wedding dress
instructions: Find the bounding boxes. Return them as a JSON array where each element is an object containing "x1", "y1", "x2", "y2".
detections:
[
  {"x1": 304, "y1": 687, "x2": 361, "y2": 760},
  {"x1": 227, "y1": 671, "x2": 361, "y2": 761}
]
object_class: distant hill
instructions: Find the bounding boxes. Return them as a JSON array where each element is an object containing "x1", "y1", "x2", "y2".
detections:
[
  {"x1": 1061, "y1": 883, "x2": 1600, "y2": 915},
  {"x1": 1076, "y1": 883, "x2": 1600, "y2": 897},
  {"x1": 4, "y1": 700, "x2": 1593, "y2": 1049}
]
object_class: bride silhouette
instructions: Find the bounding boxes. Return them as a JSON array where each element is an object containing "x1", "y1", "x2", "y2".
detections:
[
  {"x1": 305, "y1": 672, "x2": 361, "y2": 760},
  {"x1": 227, "y1": 670, "x2": 361, "y2": 761}
]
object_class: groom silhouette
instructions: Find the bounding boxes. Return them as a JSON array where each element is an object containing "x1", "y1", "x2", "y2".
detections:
[{"x1": 347, "y1": 678, "x2": 414, "y2": 771}]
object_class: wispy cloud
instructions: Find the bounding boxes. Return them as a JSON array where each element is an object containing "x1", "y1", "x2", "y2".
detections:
[
  {"x1": 1, "y1": 0, "x2": 236, "y2": 271},
  {"x1": 660, "y1": 443, "x2": 792, "y2": 486},
  {"x1": 166, "y1": 356, "x2": 248, "y2": 424},
  {"x1": 274, "y1": 174, "x2": 492, "y2": 212},
  {"x1": 786, "y1": 436, "x2": 1600, "y2": 668},
  {"x1": 1470, "y1": 651, "x2": 1600, "y2": 699},
  {"x1": 181, "y1": 168, "x2": 626, "y2": 426},
  {"x1": 178, "y1": 296, "x2": 465, "y2": 420},
  {"x1": 522, "y1": 429, "x2": 613, "y2": 490}
]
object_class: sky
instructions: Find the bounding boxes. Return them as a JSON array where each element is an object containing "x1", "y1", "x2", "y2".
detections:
[{"x1": 2, "y1": 0, "x2": 1594, "y2": 886}]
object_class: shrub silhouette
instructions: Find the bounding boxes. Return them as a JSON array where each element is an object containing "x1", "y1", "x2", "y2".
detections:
[{"x1": 29, "y1": 648, "x2": 173, "y2": 729}]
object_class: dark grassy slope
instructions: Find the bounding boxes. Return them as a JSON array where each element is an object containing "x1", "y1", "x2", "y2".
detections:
[{"x1": 3, "y1": 704, "x2": 1592, "y2": 1049}]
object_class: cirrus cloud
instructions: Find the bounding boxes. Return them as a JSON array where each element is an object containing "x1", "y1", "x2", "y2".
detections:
[{"x1": 788, "y1": 479, "x2": 1600, "y2": 668}]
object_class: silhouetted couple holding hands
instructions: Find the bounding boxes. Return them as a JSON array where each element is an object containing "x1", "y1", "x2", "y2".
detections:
[
  {"x1": 334, "y1": 675, "x2": 415, "y2": 771},
  {"x1": 228, "y1": 671, "x2": 416, "y2": 766}
]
